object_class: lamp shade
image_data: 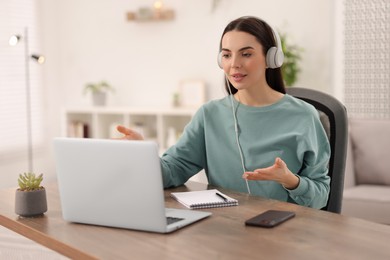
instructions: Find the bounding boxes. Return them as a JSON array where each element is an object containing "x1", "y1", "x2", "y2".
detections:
[
  {"x1": 31, "y1": 54, "x2": 45, "y2": 64},
  {"x1": 9, "y1": 35, "x2": 21, "y2": 46}
]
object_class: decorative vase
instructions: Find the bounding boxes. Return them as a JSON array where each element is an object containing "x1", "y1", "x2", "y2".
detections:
[
  {"x1": 92, "y1": 92, "x2": 107, "y2": 106},
  {"x1": 15, "y1": 188, "x2": 48, "y2": 217}
]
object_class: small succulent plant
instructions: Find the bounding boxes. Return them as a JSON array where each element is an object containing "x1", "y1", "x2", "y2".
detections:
[{"x1": 18, "y1": 173, "x2": 44, "y2": 191}]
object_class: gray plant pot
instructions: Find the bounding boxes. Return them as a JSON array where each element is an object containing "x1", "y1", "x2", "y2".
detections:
[
  {"x1": 92, "y1": 92, "x2": 107, "y2": 106},
  {"x1": 15, "y1": 188, "x2": 48, "y2": 217}
]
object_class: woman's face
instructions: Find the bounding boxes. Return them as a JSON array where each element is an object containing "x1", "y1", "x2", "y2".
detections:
[{"x1": 220, "y1": 30, "x2": 267, "y2": 91}]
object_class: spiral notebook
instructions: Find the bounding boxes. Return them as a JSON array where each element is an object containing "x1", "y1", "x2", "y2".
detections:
[{"x1": 171, "y1": 189, "x2": 238, "y2": 209}]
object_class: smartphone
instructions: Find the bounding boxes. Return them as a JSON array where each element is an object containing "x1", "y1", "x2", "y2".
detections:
[{"x1": 245, "y1": 210, "x2": 295, "y2": 228}]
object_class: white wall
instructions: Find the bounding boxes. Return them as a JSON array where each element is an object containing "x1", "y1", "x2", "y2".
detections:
[
  {"x1": 332, "y1": 0, "x2": 344, "y2": 101},
  {"x1": 1, "y1": 0, "x2": 335, "y2": 189},
  {"x1": 41, "y1": 0, "x2": 333, "y2": 107}
]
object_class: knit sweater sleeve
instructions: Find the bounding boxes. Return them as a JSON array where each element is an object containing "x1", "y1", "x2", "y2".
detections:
[
  {"x1": 160, "y1": 107, "x2": 206, "y2": 188},
  {"x1": 286, "y1": 110, "x2": 331, "y2": 209}
]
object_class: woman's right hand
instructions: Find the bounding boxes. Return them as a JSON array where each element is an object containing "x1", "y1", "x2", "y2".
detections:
[{"x1": 116, "y1": 125, "x2": 144, "y2": 140}]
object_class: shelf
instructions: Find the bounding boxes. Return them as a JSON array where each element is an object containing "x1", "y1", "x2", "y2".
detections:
[
  {"x1": 126, "y1": 9, "x2": 174, "y2": 22},
  {"x1": 62, "y1": 106, "x2": 196, "y2": 150},
  {"x1": 64, "y1": 106, "x2": 196, "y2": 115}
]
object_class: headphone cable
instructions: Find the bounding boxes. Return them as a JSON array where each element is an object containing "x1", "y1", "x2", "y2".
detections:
[{"x1": 225, "y1": 76, "x2": 251, "y2": 194}]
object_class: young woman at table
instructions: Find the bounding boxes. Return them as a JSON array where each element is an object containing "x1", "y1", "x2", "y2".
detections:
[{"x1": 117, "y1": 16, "x2": 330, "y2": 209}]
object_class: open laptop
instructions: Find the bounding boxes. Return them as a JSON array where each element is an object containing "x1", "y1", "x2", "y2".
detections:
[{"x1": 53, "y1": 137, "x2": 211, "y2": 233}]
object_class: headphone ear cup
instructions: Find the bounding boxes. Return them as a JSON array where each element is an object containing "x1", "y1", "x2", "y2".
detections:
[
  {"x1": 266, "y1": 26, "x2": 284, "y2": 69},
  {"x1": 274, "y1": 49, "x2": 284, "y2": 68},
  {"x1": 266, "y1": 47, "x2": 278, "y2": 69},
  {"x1": 217, "y1": 52, "x2": 223, "y2": 69}
]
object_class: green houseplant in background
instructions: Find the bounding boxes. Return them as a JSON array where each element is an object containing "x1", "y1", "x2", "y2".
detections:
[
  {"x1": 15, "y1": 172, "x2": 47, "y2": 217},
  {"x1": 84, "y1": 80, "x2": 114, "y2": 106},
  {"x1": 279, "y1": 32, "x2": 303, "y2": 87}
]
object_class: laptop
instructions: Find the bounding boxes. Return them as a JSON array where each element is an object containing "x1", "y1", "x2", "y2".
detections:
[{"x1": 53, "y1": 137, "x2": 211, "y2": 233}]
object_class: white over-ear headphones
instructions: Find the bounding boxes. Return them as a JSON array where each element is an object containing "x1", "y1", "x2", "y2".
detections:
[
  {"x1": 266, "y1": 25, "x2": 284, "y2": 69},
  {"x1": 217, "y1": 23, "x2": 284, "y2": 69}
]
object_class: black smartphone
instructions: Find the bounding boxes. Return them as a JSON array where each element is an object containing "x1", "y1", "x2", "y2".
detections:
[{"x1": 245, "y1": 210, "x2": 295, "y2": 228}]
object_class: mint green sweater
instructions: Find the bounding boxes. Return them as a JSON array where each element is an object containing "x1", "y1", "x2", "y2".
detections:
[{"x1": 161, "y1": 94, "x2": 330, "y2": 209}]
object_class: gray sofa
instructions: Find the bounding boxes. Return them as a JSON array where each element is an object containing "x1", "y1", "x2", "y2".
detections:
[{"x1": 342, "y1": 119, "x2": 390, "y2": 224}]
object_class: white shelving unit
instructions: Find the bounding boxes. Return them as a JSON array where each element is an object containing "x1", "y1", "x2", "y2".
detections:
[
  {"x1": 62, "y1": 106, "x2": 208, "y2": 184},
  {"x1": 62, "y1": 106, "x2": 197, "y2": 151}
]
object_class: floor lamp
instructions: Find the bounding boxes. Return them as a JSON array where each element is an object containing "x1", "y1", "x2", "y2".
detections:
[{"x1": 9, "y1": 27, "x2": 45, "y2": 173}]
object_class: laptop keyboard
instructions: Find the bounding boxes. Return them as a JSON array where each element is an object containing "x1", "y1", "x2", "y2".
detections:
[{"x1": 166, "y1": 217, "x2": 184, "y2": 225}]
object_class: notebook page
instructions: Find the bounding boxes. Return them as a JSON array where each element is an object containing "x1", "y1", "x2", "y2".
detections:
[{"x1": 171, "y1": 189, "x2": 238, "y2": 209}]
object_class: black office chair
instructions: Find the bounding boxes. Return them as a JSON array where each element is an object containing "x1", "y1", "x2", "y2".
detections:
[{"x1": 286, "y1": 87, "x2": 348, "y2": 213}]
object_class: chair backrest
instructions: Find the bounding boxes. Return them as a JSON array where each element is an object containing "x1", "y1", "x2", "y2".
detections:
[{"x1": 286, "y1": 87, "x2": 348, "y2": 213}]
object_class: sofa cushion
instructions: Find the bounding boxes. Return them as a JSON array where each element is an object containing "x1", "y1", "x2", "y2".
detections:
[
  {"x1": 350, "y1": 119, "x2": 390, "y2": 185},
  {"x1": 342, "y1": 185, "x2": 390, "y2": 224}
]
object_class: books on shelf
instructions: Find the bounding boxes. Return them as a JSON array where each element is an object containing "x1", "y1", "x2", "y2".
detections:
[
  {"x1": 68, "y1": 121, "x2": 89, "y2": 138},
  {"x1": 171, "y1": 189, "x2": 238, "y2": 209}
]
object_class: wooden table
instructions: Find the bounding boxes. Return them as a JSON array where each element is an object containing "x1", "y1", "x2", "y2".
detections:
[{"x1": 1, "y1": 181, "x2": 390, "y2": 260}]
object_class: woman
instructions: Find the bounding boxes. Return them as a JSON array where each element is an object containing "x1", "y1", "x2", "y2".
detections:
[{"x1": 117, "y1": 16, "x2": 330, "y2": 209}]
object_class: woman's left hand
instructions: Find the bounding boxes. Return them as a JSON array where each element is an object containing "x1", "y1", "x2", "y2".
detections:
[{"x1": 242, "y1": 157, "x2": 299, "y2": 190}]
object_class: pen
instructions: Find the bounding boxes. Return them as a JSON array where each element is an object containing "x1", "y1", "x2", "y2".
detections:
[{"x1": 216, "y1": 192, "x2": 228, "y2": 202}]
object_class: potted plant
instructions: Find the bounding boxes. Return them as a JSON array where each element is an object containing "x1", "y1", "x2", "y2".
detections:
[
  {"x1": 172, "y1": 92, "x2": 180, "y2": 107},
  {"x1": 15, "y1": 173, "x2": 47, "y2": 217},
  {"x1": 84, "y1": 80, "x2": 114, "y2": 106},
  {"x1": 280, "y1": 32, "x2": 303, "y2": 87}
]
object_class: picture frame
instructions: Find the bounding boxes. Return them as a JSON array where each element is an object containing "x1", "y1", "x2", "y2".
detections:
[{"x1": 178, "y1": 80, "x2": 206, "y2": 108}]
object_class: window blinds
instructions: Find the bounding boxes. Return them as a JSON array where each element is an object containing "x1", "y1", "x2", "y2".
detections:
[{"x1": 0, "y1": 0, "x2": 44, "y2": 161}]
